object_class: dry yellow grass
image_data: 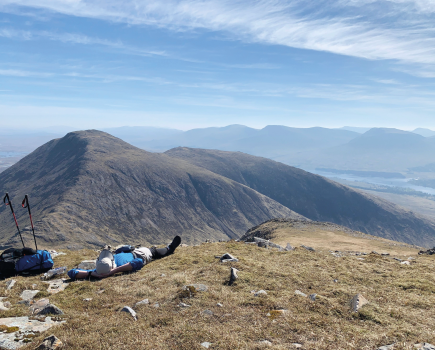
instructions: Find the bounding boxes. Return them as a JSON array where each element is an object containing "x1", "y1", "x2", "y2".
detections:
[{"x1": 1, "y1": 234, "x2": 434, "y2": 350}]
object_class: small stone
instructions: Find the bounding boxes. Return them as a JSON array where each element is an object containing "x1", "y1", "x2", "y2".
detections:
[
  {"x1": 301, "y1": 245, "x2": 315, "y2": 252},
  {"x1": 180, "y1": 244, "x2": 189, "y2": 247},
  {"x1": 161, "y1": 274, "x2": 166, "y2": 277},
  {"x1": 30, "y1": 298, "x2": 50, "y2": 314},
  {"x1": 35, "y1": 335, "x2": 63, "y2": 350},
  {"x1": 97, "y1": 289, "x2": 105, "y2": 294},
  {"x1": 5, "y1": 280, "x2": 16, "y2": 290},
  {"x1": 183, "y1": 284, "x2": 208, "y2": 292},
  {"x1": 258, "y1": 340, "x2": 272, "y2": 346},
  {"x1": 229, "y1": 267, "x2": 238, "y2": 286},
  {"x1": 20, "y1": 290, "x2": 40, "y2": 301},
  {"x1": 309, "y1": 293, "x2": 317, "y2": 301},
  {"x1": 32, "y1": 284, "x2": 38, "y2": 289},
  {"x1": 401, "y1": 261, "x2": 411, "y2": 265},
  {"x1": 77, "y1": 260, "x2": 96, "y2": 270},
  {"x1": 295, "y1": 290, "x2": 307, "y2": 297},
  {"x1": 372, "y1": 251, "x2": 379, "y2": 255},
  {"x1": 135, "y1": 299, "x2": 149, "y2": 306},
  {"x1": 349, "y1": 293, "x2": 369, "y2": 312},
  {"x1": 179, "y1": 302, "x2": 191, "y2": 308},
  {"x1": 285, "y1": 243, "x2": 295, "y2": 251},
  {"x1": 333, "y1": 279, "x2": 339, "y2": 283},
  {"x1": 3, "y1": 301, "x2": 11, "y2": 308},
  {"x1": 254, "y1": 290, "x2": 267, "y2": 297},
  {"x1": 202, "y1": 309, "x2": 213, "y2": 316},
  {"x1": 414, "y1": 343, "x2": 435, "y2": 350},
  {"x1": 291, "y1": 343, "x2": 303, "y2": 348},
  {"x1": 83, "y1": 298, "x2": 92, "y2": 302},
  {"x1": 220, "y1": 253, "x2": 237, "y2": 262},
  {"x1": 266, "y1": 309, "x2": 288, "y2": 319},
  {"x1": 381, "y1": 253, "x2": 390, "y2": 256},
  {"x1": 153, "y1": 303, "x2": 159, "y2": 308},
  {"x1": 121, "y1": 306, "x2": 137, "y2": 321},
  {"x1": 394, "y1": 258, "x2": 402, "y2": 262},
  {"x1": 217, "y1": 303, "x2": 223, "y2": 307},
  {"x1": 377, "y1": 344, "x2": 395, "y2": 350},
  {"x1": 37, "y1": 304, "x2": 64, "y2": 315},
  {"x1": 0, "y1": 301, "x2": 9, "y2": 311},
  {"x1": 201, "y1": 342, "x2": 212, "y2": 349}
]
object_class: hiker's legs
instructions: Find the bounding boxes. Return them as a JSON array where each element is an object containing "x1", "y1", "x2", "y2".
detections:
[{"x1": 151, "y1": 236, "x2": 181, "y2": 259}]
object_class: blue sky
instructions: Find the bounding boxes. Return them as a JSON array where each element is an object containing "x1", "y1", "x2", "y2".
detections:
[{"x1": 0, "y1": 0, "x2": 434, "y2": 130}]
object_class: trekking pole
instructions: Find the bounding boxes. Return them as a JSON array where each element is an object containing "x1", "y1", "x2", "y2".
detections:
[
  {"x1": 3, "y1": 193, "x2": 25, "y2": 247},
  {"x1": 22, "y1": 194, "x2": 38, "y2": 250}
]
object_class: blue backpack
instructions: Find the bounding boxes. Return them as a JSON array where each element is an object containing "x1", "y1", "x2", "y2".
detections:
[{"x1": 15, "y1": 250, "x2": 53, "y2": 274}]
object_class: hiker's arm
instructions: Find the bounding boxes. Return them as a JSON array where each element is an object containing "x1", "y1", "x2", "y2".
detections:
[{"x1": 104, "y1": 262, "x2": 133, "y2": 276}]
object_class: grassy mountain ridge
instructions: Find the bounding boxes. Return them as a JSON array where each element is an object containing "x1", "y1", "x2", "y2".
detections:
[
  {"x1": 3, "y1": 223, "x2": 435, "y2": 350},
  {"x1": 166, "y1": 147, "x2": 435, "y2": 247},
  {"x1": 0, "y1": 130, "x2": 303, "y2": 249}
]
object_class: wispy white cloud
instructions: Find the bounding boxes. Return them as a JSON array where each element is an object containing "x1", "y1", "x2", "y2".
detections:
[
  {"x1": 0, "y1": 68, "x2": 52, "y2": 77},
  {"x1": 0, "y1": 27, "x2": 167, "y2": 57},
  {"x1": 1, "y1": 0, "x2": 434, "y2": 74},
  {"x1": 372, "y1": 79, "x2": 401, "y2": 85}
]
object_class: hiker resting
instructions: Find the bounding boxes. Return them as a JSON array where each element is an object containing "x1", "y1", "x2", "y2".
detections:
[{"x1": 67, "y1": 236, "x2": 181, "y2": 280}]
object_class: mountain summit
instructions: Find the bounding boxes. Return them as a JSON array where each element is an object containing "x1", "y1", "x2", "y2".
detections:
[{"x1": 0, "y1": 130, "x2": 303, "y2": 249}]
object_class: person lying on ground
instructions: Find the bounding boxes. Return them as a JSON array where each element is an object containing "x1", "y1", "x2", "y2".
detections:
[{"x1": 67, "y1": 236, "x2": 181, "y2": 280}]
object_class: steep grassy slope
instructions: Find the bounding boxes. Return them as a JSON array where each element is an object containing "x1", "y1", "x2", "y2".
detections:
[
  {"x1": 2, "y1": 230, "x2": 435, "y2": 350},
  {"x1": 166, "y1": 147, "x2": 435, "y2": 247},
  {"x1": 0, "y1": 131, "x2": 303, "y2": 249}
]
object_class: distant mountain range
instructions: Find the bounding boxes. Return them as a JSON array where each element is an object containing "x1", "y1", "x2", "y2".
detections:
[
  {"x1": 2, "y1": 130, "x2": 435, "y2": 248},
  {"x1": 4, "y1": 125, "x2": 435, "y2": 174}
]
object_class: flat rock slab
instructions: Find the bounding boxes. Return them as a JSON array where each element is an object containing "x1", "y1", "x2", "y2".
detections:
[
  {"x1": 77, "y1": 260, "x2": 96, "y2": 270},
  {"x1": 44, "y1": 279, "x2": 69, "y2": 294},
  {"x1": 0, "y1": 316, "x2": 65, "y2": 350},
  {"x1": 20, "y1": 290, "x2": 39, "y2": 301}
]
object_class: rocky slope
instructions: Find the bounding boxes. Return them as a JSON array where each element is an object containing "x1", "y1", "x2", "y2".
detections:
[
  {"x1": 0, "y1": 131, "x2": 304, "y2": 249},
  {"x1": 166, "y1": 147, "x2": 435, "y2": 247}
]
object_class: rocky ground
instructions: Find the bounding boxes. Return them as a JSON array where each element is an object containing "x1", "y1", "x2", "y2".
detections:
[{"x1": 0, "y1": 233, "x2": 435, "y2": 349}]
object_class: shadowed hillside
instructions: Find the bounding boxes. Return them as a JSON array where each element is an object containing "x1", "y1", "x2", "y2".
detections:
[
  {"x1": 0, "y1": 131, "x2": 304, "y2": 249},
  {"x1": 166, "y1": 147, "x2": 435, "y2": 247}
]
